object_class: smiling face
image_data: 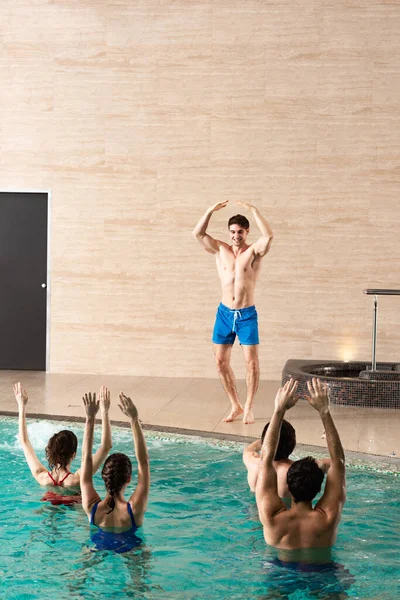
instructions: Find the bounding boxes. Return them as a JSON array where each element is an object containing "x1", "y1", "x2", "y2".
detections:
[{"x1": 228, "y1": 223, "x2": 249, "y2": 247}]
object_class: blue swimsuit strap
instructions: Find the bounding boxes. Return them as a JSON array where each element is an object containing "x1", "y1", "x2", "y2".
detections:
[
  {"x1": 90, "y1": 501, "x2": 99, "y2": 525},
  {"x1": 127, "y1": 503, "x2": 136, "y2": 529},
  {"x1": 91, "y1": 501, "x2": 136, "y2": 528}
]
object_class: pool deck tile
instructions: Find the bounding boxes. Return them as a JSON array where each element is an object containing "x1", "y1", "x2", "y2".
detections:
[{"x1": 1, "y1": 372, "x2": 399, "y2": 460}]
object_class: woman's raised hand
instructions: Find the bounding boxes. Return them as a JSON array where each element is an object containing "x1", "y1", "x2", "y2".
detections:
[
  {"x1": 82, "y1": 392, "x2": 100, "y2": 419},
  {"x1": 118, "y1": 393, "x2": 139, "y2": 423},
  {"x1": 13, "y1": 382, "x2": 28, "y2": 407}
]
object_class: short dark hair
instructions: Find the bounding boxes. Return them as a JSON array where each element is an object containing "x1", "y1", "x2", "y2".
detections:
[
  {"x1": 261, "y1": 419, "x2": 296, "y2": 461},
  {"x1": 228, "y1": 214, "x2": 250, "y2": 230},
  {"x1": 287, "y1": 456, "x2": 324, "y2": 503}
]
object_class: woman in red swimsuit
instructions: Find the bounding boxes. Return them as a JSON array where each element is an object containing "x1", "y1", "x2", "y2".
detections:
[{"x1": 13, "y1": 382, "x2": 112, "y2": 503}]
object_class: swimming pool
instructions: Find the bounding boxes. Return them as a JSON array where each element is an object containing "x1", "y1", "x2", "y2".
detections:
[{"x1": 0, "y1": 417, "x2": 399, "y2": 599}]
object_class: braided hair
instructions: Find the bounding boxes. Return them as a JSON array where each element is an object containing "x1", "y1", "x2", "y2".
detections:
[
  {"x1": 101, "y1": 453, "x2": 132, "y2": 513},
  {"x1": 46, "y1": 430, "x2": 78, "y2": 471}
]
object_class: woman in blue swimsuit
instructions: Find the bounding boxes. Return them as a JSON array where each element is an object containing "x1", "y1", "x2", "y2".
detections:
[{"x1": 80, "y1": 391, "x2": 150, "y2": 553}]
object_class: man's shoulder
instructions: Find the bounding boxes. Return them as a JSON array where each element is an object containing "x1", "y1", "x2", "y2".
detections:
[
  {"x1": 313, "y1": 502, "x2": 343, "y2": 525},
  {"x1": 243, "y1": 451, "x2": 260, "y2": 466},
  {"x1": 274, "y1": 459, "x2": 293, "y2": 471},
  {"x1": 248, "y1": 239, "x2": 272, "y2": 262},
  {"x1": 218, "y1": 241, "x2": 232, "y2": 252}
]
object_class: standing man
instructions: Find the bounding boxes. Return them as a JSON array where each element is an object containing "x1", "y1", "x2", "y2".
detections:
[
  {"x1": 256, "y1": 378, "x2": 346, "y2": 563},
  {"x1": 192, "y1": 200, "x2": 273, "y2": 424}
]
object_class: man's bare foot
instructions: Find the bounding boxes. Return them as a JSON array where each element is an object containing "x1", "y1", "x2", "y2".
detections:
[
  {"x1": 243, "y1": 408, "x2": 255, "y2": 424},
  {"x1": 223, "y1": 405, "x2": 244, "y2": 422},
  {"x1": 321, "y1": 430, "x2": 326, "y2": 439}
]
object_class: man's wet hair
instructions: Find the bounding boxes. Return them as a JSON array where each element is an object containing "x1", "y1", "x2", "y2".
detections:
[
  {"x1": 287, "y1": 456, "x2": 324, "y2": 503},
  {"x1": 261, "y1": 419, "x2": 296, "y2": 461},
  {"x1": 228, "y1": 214, "x2": 250, "y2": 230}
]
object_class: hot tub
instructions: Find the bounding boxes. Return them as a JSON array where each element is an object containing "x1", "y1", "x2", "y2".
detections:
[{"x1": 282, "y1": 360, "x2": 400, "y2": 408}]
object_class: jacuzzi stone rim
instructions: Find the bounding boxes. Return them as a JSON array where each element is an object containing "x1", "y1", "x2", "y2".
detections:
[{"x1": 283, "y1": 359, "x2": 400, "y2": 409}]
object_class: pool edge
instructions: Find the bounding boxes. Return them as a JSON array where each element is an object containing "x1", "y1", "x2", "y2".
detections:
[{"x1": 1, "y1": 409, "x2": 399, "y2": 473}]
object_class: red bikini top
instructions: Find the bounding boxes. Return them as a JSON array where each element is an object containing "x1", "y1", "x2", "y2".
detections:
[{"x1": 47, "y1": 471, "x2": 71, "y2": 486}]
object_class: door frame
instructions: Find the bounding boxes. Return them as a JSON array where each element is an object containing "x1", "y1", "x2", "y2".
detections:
[{"x1": 0, "y1": 188, "x2": 52, "y2": 371}]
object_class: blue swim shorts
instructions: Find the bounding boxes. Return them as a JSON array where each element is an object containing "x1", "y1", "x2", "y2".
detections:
[
  {"x1": 264, "y1": 559, "x2": 355, "y2": 596},
  {"x1": 212, "y1": 303, "x2": 259, "y2": 346}
]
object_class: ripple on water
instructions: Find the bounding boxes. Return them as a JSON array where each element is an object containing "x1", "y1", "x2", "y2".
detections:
[{"x1": 0, "y1": 417, "x2": 399, "y2": 600}]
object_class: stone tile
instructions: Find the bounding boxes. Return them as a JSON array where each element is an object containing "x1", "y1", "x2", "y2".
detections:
[{"x1": 0, "y1": 372, "x2": 399, "y2": 458}]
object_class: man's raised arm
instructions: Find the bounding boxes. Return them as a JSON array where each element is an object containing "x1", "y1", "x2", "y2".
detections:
[
  {"x1": 236, "y1": 201, "x2": 273, "y2": 257},
  {"x1": 256, "y1": 379, "x2": 298, "y2": 522},
  {"x1": 192, "y1": 201, "x2": 228, "y2": 254},
  {"x1": 305, "y1": 379, "x2": 346, "y2": 521}
]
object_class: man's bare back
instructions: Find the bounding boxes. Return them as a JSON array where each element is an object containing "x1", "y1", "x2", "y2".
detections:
[
  {"x1": 246, "y1": 453, "x2": 292, "y2": 499},
  {"x1": 243, "y1": 439, "x2": 330, "y2": 495},
  {"x1": 256, "y1": 379, "x2": 346, "y2": 564},
  {"x1": 243, "y1": 419, "x2": 297, "y2": 498},
  {"x1": 193, "y1": 200, "x2": 273, "y2": 424}
]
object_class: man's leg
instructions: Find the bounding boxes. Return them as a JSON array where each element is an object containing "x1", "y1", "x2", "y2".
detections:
[
  {"x1": 241, "y1": 344, "x2": 259, "y2": 424},
  {"x1": 213, "y1": 343, "x2": 244, "y2": 422}
]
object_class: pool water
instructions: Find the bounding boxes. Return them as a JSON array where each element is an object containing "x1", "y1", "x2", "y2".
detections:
[{"x1": 0, "y1": 417, "x2": 399, "y2": 600}]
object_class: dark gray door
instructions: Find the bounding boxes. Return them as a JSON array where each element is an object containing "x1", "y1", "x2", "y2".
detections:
[{"x1": 0, "y1": 192, "x2": 48, "y2": 369}]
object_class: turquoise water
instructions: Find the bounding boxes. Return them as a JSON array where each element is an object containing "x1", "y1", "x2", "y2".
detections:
[{"x1": 0, "y1": 417, "x2": 399, "y2": 600}]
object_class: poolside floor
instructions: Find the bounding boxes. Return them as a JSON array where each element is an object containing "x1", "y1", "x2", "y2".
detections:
[{"x1": 0, "y1": 371, "x2": 399, "y2": 460}]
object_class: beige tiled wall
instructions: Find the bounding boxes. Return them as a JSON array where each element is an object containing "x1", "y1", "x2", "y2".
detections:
[{"x1": 1, "y1": 1, "x2": 399, "y2": 379}]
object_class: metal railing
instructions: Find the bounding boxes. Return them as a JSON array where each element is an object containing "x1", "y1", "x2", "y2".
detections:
[{"x1": 363, "y1": 289, "x2": 400, "y2": 371}]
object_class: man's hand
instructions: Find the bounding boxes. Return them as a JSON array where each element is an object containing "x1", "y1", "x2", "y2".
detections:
[
  {"x1": 236, "y1": 201, "x2": 256, "y2": 211},
  {"x1": 82, "y1": 392, "x2": 100, "y2": 419},
  {"x1": 304, "y1": 378, "x2": 330, "y2": 413},
  {"x1": 99, "y1": 385, "x2": 110, "y2": 413},
  {"x1": 274, "y1": 379, "x2": 299, "y2": 412},
  {"x1": 13, "y1": 382, "x2": 28, "y2": 407},
  {"x1": 209, "y1": 200, "x2": 229, "y2": 212},
  {"x1": 118, "y1": 393, "x2": 139, "y2": 422}
]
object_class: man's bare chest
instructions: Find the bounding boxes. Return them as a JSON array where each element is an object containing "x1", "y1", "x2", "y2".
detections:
[{"x1": 217, "y1": 250, "x2": 254, "y2": 275}]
